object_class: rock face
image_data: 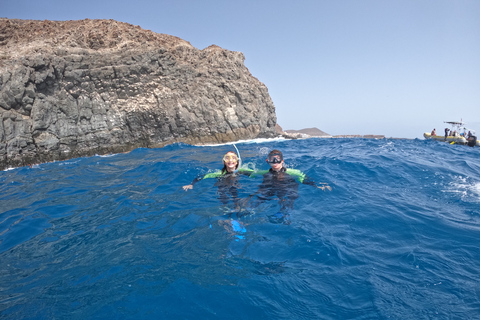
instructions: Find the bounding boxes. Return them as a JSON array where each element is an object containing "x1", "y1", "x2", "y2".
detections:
[{"x1": 0, "y1": 18, "x2": 277, "y2": 169}]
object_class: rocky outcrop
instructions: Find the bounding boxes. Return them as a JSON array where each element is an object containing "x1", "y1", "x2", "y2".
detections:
[{"x1": 0, "y1": 18, "x2": 277, "y2": 169}]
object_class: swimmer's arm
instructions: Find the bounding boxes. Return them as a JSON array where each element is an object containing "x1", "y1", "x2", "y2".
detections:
[
  {"x1": 237, "y1": 168, "x2": 254, "y2": 176},
  {"x1": 304, "y1": 178, "x2": 332, "y2": 191},
  {"x1": 183, "y1": 175, "x2": 203, "y2": 191},
  {"x1": 203, "y1": 171, "x2": 224, "y2": 179},
  {"x1": 233, "y1": 168, "x2": 268, "y2": 178},
  {"x1": 237, "y1": 168, "x2": 268, "y2": 177},
  {"x1": 183, "y1": 171, "x2": 223, "y2": 191},
  {"x1": 248, "y1": 169, "x2": 269, "y2": 178},
  {"x1": 286, "y1": 169, "x2": 332, "y2": 191},
  {"x1": 182, "y1": 184, "x2": 194, "y2": 191},
  {"x1": 311, "y1": 181, "x2": 332, "y2": 191}
]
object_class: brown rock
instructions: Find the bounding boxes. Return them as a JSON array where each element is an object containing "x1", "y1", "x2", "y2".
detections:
[{"x1": 0, "y1": 19, "x2": 277, "y2": 169}]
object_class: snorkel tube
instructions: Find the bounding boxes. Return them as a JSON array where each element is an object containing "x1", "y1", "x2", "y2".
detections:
[{"x1": 233, "y1": 144, "x2": 242, "y2": 172}]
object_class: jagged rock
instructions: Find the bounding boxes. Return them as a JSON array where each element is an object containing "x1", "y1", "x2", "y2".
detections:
[{"x1": 0, "y1": 18, "x2": 277, "y2": 169}]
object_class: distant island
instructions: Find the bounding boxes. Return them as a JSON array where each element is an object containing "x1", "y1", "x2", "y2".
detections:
[{"x1": 278, "y1": 125, "x2": 385, "y2": 139}]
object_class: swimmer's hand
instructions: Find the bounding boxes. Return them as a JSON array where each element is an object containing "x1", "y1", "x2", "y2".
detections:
[
  {"x1": 317, "y1": 184, "x2": 332, "y2": 191},
  {"x1": 183, "y1": 184, "x2": 193, "y2": 191}
]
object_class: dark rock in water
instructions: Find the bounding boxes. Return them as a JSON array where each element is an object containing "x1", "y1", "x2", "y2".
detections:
[{"x1": 0, "y1": 18, "x2": 277, "y2": 169}]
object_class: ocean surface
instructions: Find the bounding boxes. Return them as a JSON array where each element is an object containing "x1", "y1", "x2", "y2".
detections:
[{"x1": 1, "y1": 138, "x2": 479, "y2": 319}]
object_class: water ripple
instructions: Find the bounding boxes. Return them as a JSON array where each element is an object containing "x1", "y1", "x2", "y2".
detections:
[{"x1": 0, "y1": 139, "x2": 479, "y2": 319}]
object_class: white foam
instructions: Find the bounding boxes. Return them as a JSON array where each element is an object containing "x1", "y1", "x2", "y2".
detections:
[
  {"x1": 471, "y1": 182, "x2": 480, "y2": 197},
  {"x1": 200, "y1": 137, "x2": 287, "y2": 147},
  {"x1": 97, "y1": 154, "x2": 117, "y2": 158},
  {"x1": 445, "y1": 176, "x2": 480, "y2": 202}
]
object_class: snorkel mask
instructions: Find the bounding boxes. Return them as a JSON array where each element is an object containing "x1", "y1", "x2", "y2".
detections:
[
  {"x1": 266, "y1": 152, "x2": 283, "y2": 164},
  {"x1": 223, "y1": 154, "x2": 238, "y2": 162}
]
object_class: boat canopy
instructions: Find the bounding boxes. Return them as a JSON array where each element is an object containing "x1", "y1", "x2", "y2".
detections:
[
  {"x1": 444, "y1": 121, "x2": 464, "y2": 125},
  {"x1": 443, "y1": 120, "x2": 476, "y2": 135}
]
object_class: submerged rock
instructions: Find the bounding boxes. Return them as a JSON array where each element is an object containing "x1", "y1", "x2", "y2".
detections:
[{"x1": 0, "y1": 18, "x2": 277, "y2": 169}]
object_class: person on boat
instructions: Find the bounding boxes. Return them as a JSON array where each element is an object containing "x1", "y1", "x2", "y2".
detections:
[
  {"x1": 444, "y1": 128, "x2": 449, "y2": 140},
  {"x1": 245, "y1": 149, "x2": 331, "y2": 224},
  {"x1": 183, "y1": 151, "x2": 254, "y2": 207},
  {"x1": 431, "y1": 128, "x2": 436, "y2": 136}
]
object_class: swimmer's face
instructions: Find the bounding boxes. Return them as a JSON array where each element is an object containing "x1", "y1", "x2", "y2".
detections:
[
  {"x1": 223, "y1": 152, "x2": 238, "y2": 172},
  {"x1": 266, "y1": 153, "x2": 284, "y2": 171},
  {"x1": 268, "y1": 159, "x2": 284, "y2": 171}
]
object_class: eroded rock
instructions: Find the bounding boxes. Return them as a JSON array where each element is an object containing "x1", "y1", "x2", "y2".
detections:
[{"x1": 0, "y1": 18, "x2": 277, "y2": 169}]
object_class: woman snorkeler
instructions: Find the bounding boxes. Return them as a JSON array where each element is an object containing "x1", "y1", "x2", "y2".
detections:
[
  {"x1": 183, "y1": 150, "x2": 255, "y2": 237},
  {"x1": 182, "y1": 150, "x2": 254, "y2": 208}
]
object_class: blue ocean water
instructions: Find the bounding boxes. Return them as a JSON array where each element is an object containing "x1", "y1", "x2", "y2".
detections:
[{"x1": 1, "y1": 138, "x2": 479, "y2": 319}]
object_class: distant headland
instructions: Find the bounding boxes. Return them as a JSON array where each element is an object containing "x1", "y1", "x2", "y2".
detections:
[{"x1": 277, "y1": 125, "x2": 385, "y2": 140}]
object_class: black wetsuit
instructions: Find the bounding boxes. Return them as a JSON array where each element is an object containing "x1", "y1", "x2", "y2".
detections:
[
  {"x1": 255, "y1": 167, "x2": 316, "y2": 212},
  {"x1": 215, "y1": 172, "x2": 242, "y2": 205},
  {"x1": 190, "y1": 169, "x2": 254, "y2": 206}
]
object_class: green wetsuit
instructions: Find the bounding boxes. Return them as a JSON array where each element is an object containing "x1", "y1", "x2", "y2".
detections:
[{"x1": 190, "y1": 168, "x2": 255, "y2": 185}]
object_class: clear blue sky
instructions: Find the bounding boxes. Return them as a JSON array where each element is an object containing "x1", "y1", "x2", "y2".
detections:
[{"x1": 2, "y1": 0, "x2": 479, "y2": 138}]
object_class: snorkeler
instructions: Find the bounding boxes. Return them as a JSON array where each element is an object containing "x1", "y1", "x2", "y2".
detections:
[
  {"x1": 247, "y1": 149, "x2": 331, "y2": 224},
  {"x1": 183, "y1": 150, "x2": 254, "y2": 237},
  {"x1": 182, "y1": 151, "x2": 254, "y2": 208}
]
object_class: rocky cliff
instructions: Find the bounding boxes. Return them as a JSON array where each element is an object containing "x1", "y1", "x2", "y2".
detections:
[{"x1": 0, "y1": 18, "x2": 277, "y2": 169}]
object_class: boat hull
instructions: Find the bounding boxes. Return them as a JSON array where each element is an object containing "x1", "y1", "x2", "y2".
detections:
[{"x1": 424, "y1": 133, "x2": 479, "y2": 146}]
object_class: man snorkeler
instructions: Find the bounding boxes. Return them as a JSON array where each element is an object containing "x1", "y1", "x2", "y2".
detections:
[{"x1": 249, "y1": 149, "x2": 331, "y2": 224}]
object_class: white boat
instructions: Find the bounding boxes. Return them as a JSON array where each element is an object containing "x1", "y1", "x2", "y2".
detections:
[{"x1": 424, "y1": 121, "x2": 479, "y2": 147}]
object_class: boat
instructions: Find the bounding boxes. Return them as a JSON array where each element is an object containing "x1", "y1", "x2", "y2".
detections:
[{"x1": 424, "y1": 121, "x2": 479, "y2": 147}]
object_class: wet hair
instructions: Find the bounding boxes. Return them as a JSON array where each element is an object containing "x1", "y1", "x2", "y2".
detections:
[
  {"x1": 268, "y1": 149, "x2": 283, "y2": 161},
  {"x1": 221, "y1": 151, "x2": 239, "y2": 174}
]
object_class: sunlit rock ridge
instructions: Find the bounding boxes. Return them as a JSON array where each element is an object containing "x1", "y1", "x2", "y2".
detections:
[{"x1": 0, "y1": 18, "x2": 277, "y2": 169}]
